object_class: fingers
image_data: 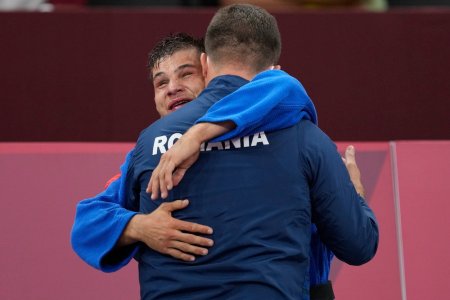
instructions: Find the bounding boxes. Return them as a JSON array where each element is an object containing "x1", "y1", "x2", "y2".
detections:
[
  {"x1": 159, "y1": 168, "x2": 168, "y2": 199},
  {"x1": 149, "y1": 174, "x2": 160, "y2": 200},
  {"x1": 161, "y1": 160, "x2": 176, "y2": 198},
  {"x1": 343, "y1": 145, "x2": 359, "y2": 174},
  {"x1": 168, "y1": 240, "x2": 209, "y2": 257},
  {"x1": 343, "y1": 145, "x2": 366, "y2": 198},
  {"x1": 172, "y1": 168, "x2": 187, "y2": 187},
  {"x1": 173, "y1": 217, "x2": 214, "y2": 235},
  {"x1": 148, "y1": 153, "x2": 177, "y2": 200},
  {"x1": 164, "y1": 230, "x2": 214, "y2": 260},
  {"x1": 159, "y1": 200, "x2": 214, "y2": 235},
  {"x1": 138, "y1": 202, "x2": 214, "y2": 262},
  {"x1": 157, "y1": 204, "x2": 214, "y2": 261},
  {"x1": 345, "y1": 145, "x2": 356, "y2": 164},
  {"x1": 148, "y1": 137, "x2": 202, "y2": 199},
  {"x1": 165, "y1": 238, "x2": 211, "y2": 262},
  {"x1": 165, "y1": 248, "x2": 196, "y2": 262},
  {"x1": 159, "y1": 199, "x2": 190, "y2": 212}
]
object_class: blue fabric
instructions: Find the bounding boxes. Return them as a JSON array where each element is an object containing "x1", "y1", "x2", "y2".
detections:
[
  {"x1": 197, "y1": 70, "x2": 317, "y2": 142},
  {"x1": 197, "y1": 69, "x2": 332, "y2": 286},
  {"x1": 310, "y1": 225, "x2": 334, "y2": 285},
  {"x1": 71, "y1": 150, "x2": 138, "y2": 272},
  {"x1": 124, "y1": 75, "x2": 379, "y2": 299},
  {"x1": 71, "y1": 71, "x2": 333, "y2": 284}
]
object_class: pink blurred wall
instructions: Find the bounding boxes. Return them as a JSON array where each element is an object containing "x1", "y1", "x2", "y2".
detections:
[
  {"x1": 0, "y1": 143, "x2": 139, "y2": 300},
  {"x1": 1, "y1": 141, "x2": 449, "y2": 299}
]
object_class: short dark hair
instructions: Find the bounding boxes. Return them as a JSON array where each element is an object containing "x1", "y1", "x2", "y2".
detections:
[
  {"x1": 205, "y1": 4, "x2": 281, "y2": 72},
  {"x1": 147, "y1": 33, "x2": 205, "y2": 77}
]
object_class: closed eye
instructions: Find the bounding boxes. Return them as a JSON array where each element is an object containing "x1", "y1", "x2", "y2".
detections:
[{"x1": 156, "y1": 80, "x2": 168, "y2": 88}]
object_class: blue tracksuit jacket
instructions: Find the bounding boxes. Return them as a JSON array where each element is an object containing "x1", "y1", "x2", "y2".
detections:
[
  {"x1": 123, "y1": 75, "x2": 377, "y2": 299},
  {"x1": 71, "y1": 71, "x2": 371, "y2": 296}
]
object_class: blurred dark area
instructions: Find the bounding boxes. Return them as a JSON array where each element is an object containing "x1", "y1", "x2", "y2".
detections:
[
  {"x1": 389, "y1": 0, "x2": 450, "y2": 6},
  {"x1": 87, "y1": 0, "x2": 218, "y2": 7},
  {"x1": 3, "y1": 0, "x2": 450, "y2": 11},
  {"x1": 0, "y1": 4, "x2": 449, "y2": 142}
]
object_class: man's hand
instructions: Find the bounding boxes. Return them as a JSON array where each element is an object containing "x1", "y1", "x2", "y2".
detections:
[
  {"x1": 342, "y1": 145, "x2": 365, "y2": 198},
  {"x1": 118, "y1": 199, "x2": 213, "y2": 262},
  {"x1": 147, "y1": 133, "x2": 202, "y2": 200},
  {"x1": 147, "y1": 121, "x2": 235, "y2": 200}
]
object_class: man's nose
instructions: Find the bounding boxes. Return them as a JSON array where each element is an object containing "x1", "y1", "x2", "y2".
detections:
[{"x1": 167, "y1": 79, "x2": 183, "y2": 96}]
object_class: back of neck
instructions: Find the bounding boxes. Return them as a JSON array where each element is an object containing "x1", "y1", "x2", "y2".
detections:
[{"x1": 206, "y1": 65, "x2": 256, "y2": 86}]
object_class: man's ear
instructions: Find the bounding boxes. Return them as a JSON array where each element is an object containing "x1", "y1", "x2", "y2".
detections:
[
  {"x1": 267, "y1": 64, "x2": 281, "y2": 71},
  {"x1": 200, "y1": 53, "x2": 208, "y2": 78}
]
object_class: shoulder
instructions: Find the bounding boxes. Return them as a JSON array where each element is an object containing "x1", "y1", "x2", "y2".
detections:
[
  {"x1": 297, "y1": 120, "x2": 331, "y2": 143},
  {"x1": 133, "y1": 122, "x2": 160, "y2": 156},
  {"x1": 296, "y1": 120, "x2": 337, "y2": 158}
]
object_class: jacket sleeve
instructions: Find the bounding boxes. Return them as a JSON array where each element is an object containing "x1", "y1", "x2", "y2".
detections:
[
  {"x1": 300, "y1": 123, "x2": 379, "y2": 265},
  {"x1": 71, "y1": 149, "x2": 139, "y2": 272},
  {"x1": 196, "y1": 70, "x2": 318, "y2": 142}
]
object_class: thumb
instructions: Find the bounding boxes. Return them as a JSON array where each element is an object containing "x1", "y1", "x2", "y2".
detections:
[
  {"x1": 161, "y1": 199, "x2": 189, "y2": 213},
  {"x1": 345, "y1": 145, "x2": 356, "y2": 164}
]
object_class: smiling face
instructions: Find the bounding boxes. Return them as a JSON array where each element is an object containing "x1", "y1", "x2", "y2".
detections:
[{"x1": 152, "y1": 48, "x2": 206, "y2": 117}]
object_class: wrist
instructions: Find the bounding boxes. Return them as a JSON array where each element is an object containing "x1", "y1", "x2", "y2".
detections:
[
  {"x1": 185, "y1": 123, "x2": 212, "y2": 144},
  {"x1": 118, "y1": 214, "x2": 143, "y2": 247},
  {"x1": 187, "y1": 121, "x2": 236, "y2": 143}
]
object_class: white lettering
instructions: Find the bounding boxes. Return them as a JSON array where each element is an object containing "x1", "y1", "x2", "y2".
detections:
[
  {"x1": 230, "y1": 137, "x2": 241, "y2": 148},
  {"x1": 251, "y1": 132, "x2": 269, "y2": 146},
  {"x1": 205, "y1": 141, "x2": 224, "y2": 151},
  {"x1": 243, "y1": 135, "x2": 250, "y2": 147},
  {"x1": 168, "y1": 133, "x2": 182, "y2": 149},
  {"x1": 152, "y1": 135, "x2": 168, "y2": 155},
  {"x1": 152, "y1": 131, "x2": 270, "y2": 155}
]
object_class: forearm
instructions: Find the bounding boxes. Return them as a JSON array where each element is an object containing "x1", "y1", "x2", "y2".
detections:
[
  {"x1": 116, "y1": 214, "x2": 143, "y2": 247},
  {"x1": 197, "y1": 70, "x2": 317, "y2": 142},
  {"x1": 183, "y1": 121, "x2": 236, "y2": 144}
]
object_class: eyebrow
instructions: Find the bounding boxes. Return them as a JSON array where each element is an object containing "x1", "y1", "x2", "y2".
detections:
[{"x1": 153, "y1": 64, "x2": 197, "y2": 81}]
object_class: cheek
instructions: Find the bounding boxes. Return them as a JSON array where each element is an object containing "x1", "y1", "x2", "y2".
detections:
[
  {"x1": 190, "y1": 78, "x2": 206, "y2": 97},
  {"x1": 154, "y1": 92, "x2": 165, "y2": 108},
  {"x1": 154, "y1": 96, "x2": 168, "y2": 116},
  {"x1": 155, "y1": 99, "x2": 164, "y2": 109}
]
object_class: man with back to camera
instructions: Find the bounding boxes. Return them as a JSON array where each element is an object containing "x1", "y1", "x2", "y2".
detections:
[
  {"x1": 126, "y1": 34, "x2": 338, "y2": 299},
  {"x1": 72, "y1": 34, "x2": 317, "y2": 265},
  {"x1": 69, "y1": 13, "x2": 372, "y2": 298},
  {"x1": 117, "y1": 4, "x2": 378, "y2": 299},
  {"x1": 72, "y1": 31, "x2": 344, "y2": 298}
]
